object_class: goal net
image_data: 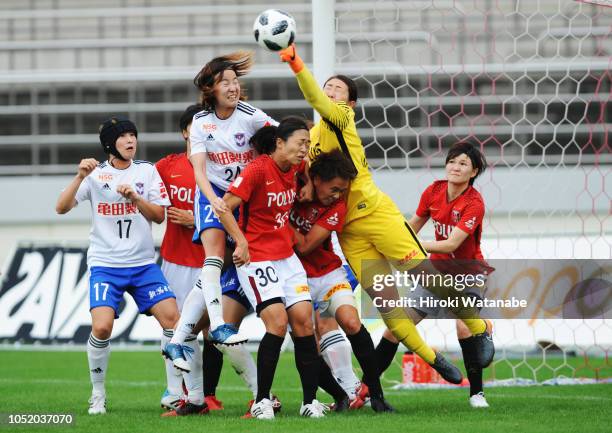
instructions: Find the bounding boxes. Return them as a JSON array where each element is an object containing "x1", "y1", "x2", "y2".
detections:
[{"x1": 332, "y1": 0, "x2": 611, "y2": 386}]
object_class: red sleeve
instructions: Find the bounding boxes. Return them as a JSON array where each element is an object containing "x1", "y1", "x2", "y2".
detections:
[
  {"x1": 415, "y1": 184, "x2": 434, "y2": 217},
  {"x1": 155, "y1": 156, "x2": 169, "y2": 183},
  {"x1": 457, "y1": 197, "x2": 484, "y2": 235},
  {"x1": 315, "y1": 200, "x2": 347, "y2": 233},
  {"x1": 228, "y1": 159, "x2": 263, "y2": 202}
]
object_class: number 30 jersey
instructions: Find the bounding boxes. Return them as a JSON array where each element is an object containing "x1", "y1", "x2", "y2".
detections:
[
  {"x1": 75, "y1": 160, "x2": 170, "y2": 268},
  {"x1": 189, "y1": 102, "x2": 277, "y2": 190}
]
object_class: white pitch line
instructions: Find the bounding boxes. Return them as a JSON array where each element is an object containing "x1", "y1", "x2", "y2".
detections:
[
  {"x1": 488, "y1": 393, "x2": 612, "y2": 402},
  {"x1": 0, "y1": 377, "x2": 303, "y2": 392}
]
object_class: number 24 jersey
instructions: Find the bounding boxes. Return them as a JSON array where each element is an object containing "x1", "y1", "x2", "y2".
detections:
[
  {"x1": 75, "y1": 160, "x2": 170, "y2": 268},
  {"x1": 190, "y1": 102, "x2": 276, "y2": 191}
]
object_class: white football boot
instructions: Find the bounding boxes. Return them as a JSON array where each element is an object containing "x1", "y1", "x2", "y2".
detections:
[
  {"x1": 160, "y1": 389, "x2": 183, "y2": 411},
  {"x1": 88, "y1": 392, "x2": 107, "y2": 415},
  {"x1": 250, "y1": 398, "x2": 275, "y2": 420},
  {"x1": 300, "y1": 399, "x2": 326, "y2": 418},
  {"x1": 469, "y1": 392, "x2": 490, "y2": 408}
]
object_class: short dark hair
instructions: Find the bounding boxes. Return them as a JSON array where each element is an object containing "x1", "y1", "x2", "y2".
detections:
[
  {"x1": 445, "y1": 142, "x2": 487, "y2": 185},
  {"x1": 309, "y1": 149, "x2": 357, "y2": 182},
  {"x1": 193, "y1": 51, "x2": 252, "y2": 111},
  {"x1": 324, "y1": 74, "x2": 358, "y2": 102},
  {"x1": 249, "y1": 116, "x2": 309, "y2": 155},
  {"x1": 179, "y1": 104, "x2": 203, "y2": 132},
  {"x1": 98, "y1": 116, "x2": 137, "y2": 160}
]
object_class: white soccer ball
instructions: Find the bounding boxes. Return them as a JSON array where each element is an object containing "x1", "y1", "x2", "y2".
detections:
[{"x1": 253, "y1": 9, "x2": 296, "y2": 51}]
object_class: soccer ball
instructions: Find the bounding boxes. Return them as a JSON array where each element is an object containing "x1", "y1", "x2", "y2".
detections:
[{"x1": 253, "y1": 9, "x2": 296, "y2": 51}]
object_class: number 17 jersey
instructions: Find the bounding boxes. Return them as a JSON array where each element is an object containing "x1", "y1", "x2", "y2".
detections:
[{"x1": 75, "y1": 160, "x2": 170, "y2": 268}]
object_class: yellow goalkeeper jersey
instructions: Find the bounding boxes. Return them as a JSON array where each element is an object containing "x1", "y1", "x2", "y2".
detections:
[{"x1": 296, "y1": 66, "x2": 382, "y2": 223}]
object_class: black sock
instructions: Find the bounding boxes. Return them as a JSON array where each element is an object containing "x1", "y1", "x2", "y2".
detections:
[
  {"x1": 347, "y1": 325, "x2": 384, "y2": 399},
  {"x1": 202, "y1": 338, "x2": 223, "y2": 397},
  {"x1": 293, "y1": 334, "x2": 320, "y2": 404},
  {"x1": 459, "y1": 336, "x2": 484, "y2": 396},
  {"x1": 256, "y1": 332, "x2": 284, "y2": 403},
  {"x1": 375, "y1": 336, "x2": 400, "y2": 375},
  {"x1": 318, "y1": 357, "x2": 348, "y2": 403}
]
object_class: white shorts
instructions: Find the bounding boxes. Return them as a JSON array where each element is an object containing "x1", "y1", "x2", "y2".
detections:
[
  {"x1": 308, "y1": 266, "x2": 355, "y2": 317},
  {"x1": 237, "y1": 253, "x2": 311, "y2": 315},
  {"x1": 161, "y1": 260, "x2": 201, "y2": 311}
]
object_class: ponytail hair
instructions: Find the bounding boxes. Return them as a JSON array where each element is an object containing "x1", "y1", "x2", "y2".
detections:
[
  {"x1": 193, "y1": 51, "x2": 253, "y2": 110},
  {"x1": 250, "y1": 116, "x2": 309, "y2": 155}
]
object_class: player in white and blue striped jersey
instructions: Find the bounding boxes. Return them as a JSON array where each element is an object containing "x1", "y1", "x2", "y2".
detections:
[{"x1": 55, "y1": 117, "x2": 181, "y2": 415}]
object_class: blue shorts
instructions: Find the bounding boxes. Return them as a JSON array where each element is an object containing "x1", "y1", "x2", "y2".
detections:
[
  {"x1": 221, "y1": 264, "x2": 252, "y2": 313},
  {"x1": 193, "y1": 183, "x2": 240, "y2": 244},
  {"x1": 89, "y1": 264, "x2": 176, "y2": 318}
]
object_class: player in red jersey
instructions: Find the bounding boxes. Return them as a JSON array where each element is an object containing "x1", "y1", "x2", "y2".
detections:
[
  {"x1": 374, "y1": 142, "x2": 492, "y2": 408},
  {"x1": 290, "y1": 149, "x2": 393, "y2": 413},
  {"x1": 217, "y1": 117, "x2": 339, "y2": 419}
]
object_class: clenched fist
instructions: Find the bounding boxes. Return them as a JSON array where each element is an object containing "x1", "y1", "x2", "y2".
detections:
[{"x1": 77, "y1": 158, "x2": 99, "y2": 179}]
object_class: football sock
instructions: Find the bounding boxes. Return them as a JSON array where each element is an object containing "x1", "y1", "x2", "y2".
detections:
[
  {"x1": 161, "y1": 329, "x2": 183, "y2": 396},
  {"x1": 459, "y1": 336, "x2": 484, "y2": 396},
  {"x1": 318, "y1": 356, "x2": 349, "y2": 403},
  {"x1": 346, "y1": 325, "x2": 384, "y2": 398},
  {"x1": 183, "y1": 334, "x2": 204, "y2": 405},
  {"x1": 375, "y1": 335, "x2": 400, "y2": 375},
  {"x1": 218, "y1": 342, "x2": 258, "y2": 398},
  {"x1": 320, "y1": 330, "x2": 360, "y2": 398},
  {"x1": 201, "y1": 257, "x2": 224, "y2": 330},
  {"x1": 171, "y1": 287, "x2": 206, "y2": 344},
  {"x1": 202, "y1": 338, "x2": 223, "y2": 397},
  {"x1": 293, "y1": 335, "x2": 320, "y2": 405},
  {"x1": 87, "y1": 333, "x2": 110, "y2": 396},
  {"x1": 256, "y1": 333, "x2": 284, "y2": 403},
  {"x1": 380, "y1": 307, "x2": 436, "y2": 364}
]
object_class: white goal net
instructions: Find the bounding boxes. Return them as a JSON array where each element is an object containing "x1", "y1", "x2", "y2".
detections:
[{"x1": 332, "y1": 0, "x2": 611, "y2": 386}]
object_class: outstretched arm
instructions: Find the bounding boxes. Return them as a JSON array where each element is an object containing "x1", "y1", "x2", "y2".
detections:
[{"x1": 280, "y1": 44, "x2": 351, "y2": 130}]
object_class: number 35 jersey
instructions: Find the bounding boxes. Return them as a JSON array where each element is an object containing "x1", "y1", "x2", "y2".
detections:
[
  {"x1": 75, "y1": 160, "x2": 170, "y2": 268},
  {"x1": 189, "y1": 102, "x2": 277, "y2": 190}
]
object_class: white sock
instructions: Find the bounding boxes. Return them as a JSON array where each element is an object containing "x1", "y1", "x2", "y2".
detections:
[
  {"x1": 183, "y1": 334, "x2": 204, "y2": 405},
  {"x1": 218, "y1": 343, "x2": 258, "y2": 398},
  {"x1": 320, "y1": 330, "x2": 360, "y2": 399},
  {"x1": 171, "y1": 288, "x2": 206, "y2": 344},
  {"x1": 161, "y1": 329, "x2": 183, "y2": 396},
  {"x1": 87, "y1": 333, "x2": 110, "y2": 396},
  {"x1": 200, "y1": 257, "x2": 224, "y2": 330}
]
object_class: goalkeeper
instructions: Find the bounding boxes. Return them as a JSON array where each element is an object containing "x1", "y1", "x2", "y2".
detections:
[{"x1": 279, "y1": 44, "x2": 494, "y2": 374}]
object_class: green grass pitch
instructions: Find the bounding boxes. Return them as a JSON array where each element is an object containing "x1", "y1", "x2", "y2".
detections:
[{"x1": 0, "y1": 350, "x2": 610, "y2": 433}]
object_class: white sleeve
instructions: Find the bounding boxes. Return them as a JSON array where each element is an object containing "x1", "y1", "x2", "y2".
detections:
[
  {"x1": 148, "y1": 167, "x2": 171, "y2": 206},
  {"x1": 189, "y1": 117, "x2": 207, "y2": 157},
  {"x1": 74, "y1": 176, "x2": 91, "y2": 204},
  {"x1": 253, "y1": 108, "x2": 278, "y2": 128}
]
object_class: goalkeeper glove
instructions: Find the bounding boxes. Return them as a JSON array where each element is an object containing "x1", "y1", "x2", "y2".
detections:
[{"x1": 279, "y1": 44, "x2": 304, "y2": 74}]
